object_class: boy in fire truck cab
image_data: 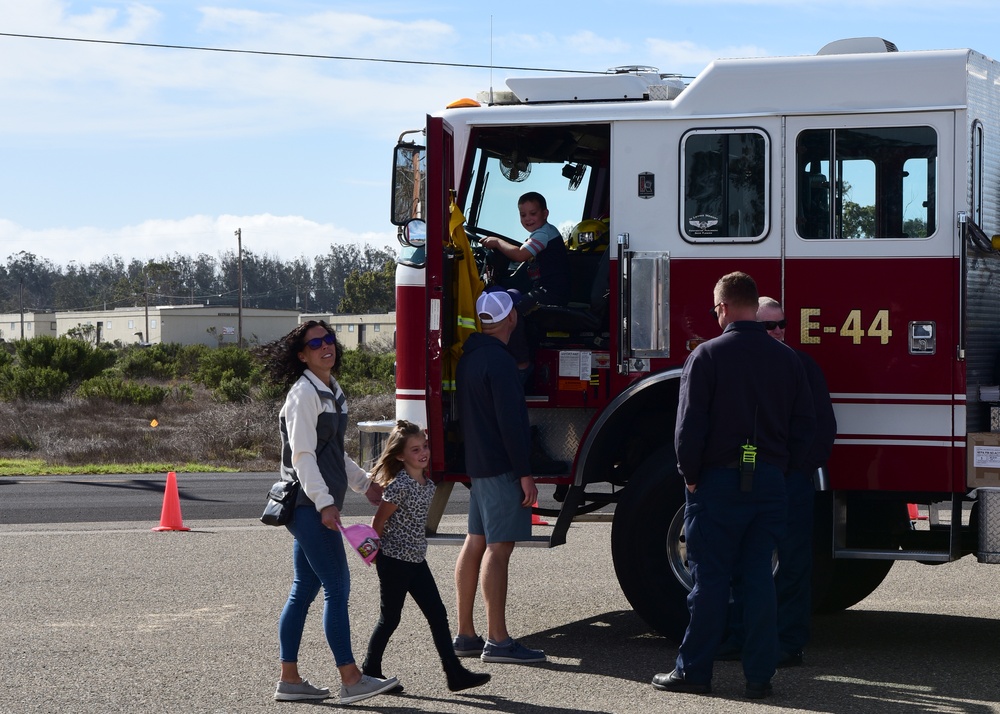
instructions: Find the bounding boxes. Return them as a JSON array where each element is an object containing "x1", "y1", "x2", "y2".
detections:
[
  {"x1": 479, "y1": 192, "x2": 571, "y2": 383},
  {"x1": 479, "y1": 191, "x2": 571, "y2": 311}
]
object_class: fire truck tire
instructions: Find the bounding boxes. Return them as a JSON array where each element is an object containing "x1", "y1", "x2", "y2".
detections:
[
  {"x1": 811, "y1": 559, "x2": 893, "y2": 613},
  {"x1": 611, "y1": 448, "x2": 689, "y2": 642}
]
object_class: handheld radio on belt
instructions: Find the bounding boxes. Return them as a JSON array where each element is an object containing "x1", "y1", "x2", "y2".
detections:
[{"x1": 740, "y1": 407, "x2": 758, "y2": 492}]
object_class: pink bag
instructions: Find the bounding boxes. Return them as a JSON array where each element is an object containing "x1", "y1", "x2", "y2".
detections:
[{"x1": 341, "y1": 523, "x2": 380, "y2": 566}]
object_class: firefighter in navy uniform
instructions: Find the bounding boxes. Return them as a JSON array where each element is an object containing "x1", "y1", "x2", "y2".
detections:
[{"x1": 652, "y1": 272, "x2": 815, "y2": 700}]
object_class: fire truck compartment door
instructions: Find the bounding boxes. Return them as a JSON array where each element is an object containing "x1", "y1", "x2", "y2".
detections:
[{"x1": 622, "y1": 249, "x2": 670, "y2": 364}]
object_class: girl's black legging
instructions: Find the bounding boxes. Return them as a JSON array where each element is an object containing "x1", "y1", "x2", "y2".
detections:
[{"x1": 363, "y1": 553, "x2": 460, "y2": 676}]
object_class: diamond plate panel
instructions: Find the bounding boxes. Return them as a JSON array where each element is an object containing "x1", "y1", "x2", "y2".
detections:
[
  {"x1": 977, "y1": 487, "x2": 1000, "y2": 563},
  {"x1": 529, "y1": 408, "x2": 598, "y2": 464}
]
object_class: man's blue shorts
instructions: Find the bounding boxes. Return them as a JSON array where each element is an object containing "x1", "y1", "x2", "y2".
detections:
[{"x1": 468, "y1": 472, "x2": 532, "y2": 544}]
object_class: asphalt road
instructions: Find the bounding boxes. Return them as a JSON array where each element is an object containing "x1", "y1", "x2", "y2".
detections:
[
  {"x1": 1, "y1": 478, "x2": 999, "y2": 713},
  {"x1": 0, "y1": 473, "x2": 473, "y2": 525}
]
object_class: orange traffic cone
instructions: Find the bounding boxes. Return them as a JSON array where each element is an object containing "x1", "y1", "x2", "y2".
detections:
[
  {"x1": 531, "y1": 501, "x2": 549, "y2": 526},
  {"x1": 152, "y1": 471, "x2": 190, "y2": 531}
]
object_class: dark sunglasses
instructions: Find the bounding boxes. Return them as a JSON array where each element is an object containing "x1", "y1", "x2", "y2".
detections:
[
  {"x1": 710, "y1": 302, "x2": 724, "y2": 319},
  {"x1": 761, "y1": 319, "x2": 787, "y2": 330},
  {"x1": 304, "y1": 333, "x2": 336, "y2": 350}
]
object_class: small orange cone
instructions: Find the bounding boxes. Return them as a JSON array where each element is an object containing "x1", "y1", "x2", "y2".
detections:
[
  {"x1": 531, "y1": 500, "x2": 549, "y2": 526},
  {"x1": 152, "y1": 471, "x2": 190, "y2": 532}
]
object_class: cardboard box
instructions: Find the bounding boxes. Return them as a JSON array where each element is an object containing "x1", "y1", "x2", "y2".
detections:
[{"x1": 968, "y1": 432, "x2": 1000, "y2": 488}]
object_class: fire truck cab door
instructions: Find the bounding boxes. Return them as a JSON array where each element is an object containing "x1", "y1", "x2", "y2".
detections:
[
  {"x1": 610, "y1": 119, "x2": 782, "y2": 374},
  {"x1": 425, "y1": 115, "x2": 455, "y2": 471}
]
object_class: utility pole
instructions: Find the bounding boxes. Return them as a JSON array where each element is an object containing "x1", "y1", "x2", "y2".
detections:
[
  {"x1": 19, "y1": 279, "x2": 24, "y2": 340},
  {"x1": 144, "y1": 270, "x2": 149, "y2": 345},
  {"x1": 235, "y1": 228, "x2": 243, "y2": 347}
]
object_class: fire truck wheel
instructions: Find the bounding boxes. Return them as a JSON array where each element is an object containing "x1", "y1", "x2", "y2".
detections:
[
  {"x1": 811, "y1": 559, "x2": 894, "y2": 613},
  {"x1": 611, "y1": 448, "x2": 689, "y2": 642}
]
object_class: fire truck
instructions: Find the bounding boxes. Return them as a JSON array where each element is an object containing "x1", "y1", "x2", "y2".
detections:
[{"x1": 379, "y1": 37, "x2": 1000, "y2": 641}]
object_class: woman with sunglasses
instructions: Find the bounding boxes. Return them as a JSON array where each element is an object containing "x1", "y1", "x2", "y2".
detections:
[{"x1": 259, "y1": 320, "x2": 400, "y2": 705}]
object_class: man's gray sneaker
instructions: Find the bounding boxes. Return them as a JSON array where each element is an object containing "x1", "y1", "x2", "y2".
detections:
[
  {"x1": 339, "y1": 674, "x2": 400, "y2": 705},
  {"x1": 273, "y1": 679, "x2": 330, "y2": 701},
  {"x1": 453, "y1": 633, "x2": 486, "y2": 657},
  {"x1": 481, "y1": 638, "x2": 546, "y2": 664}
]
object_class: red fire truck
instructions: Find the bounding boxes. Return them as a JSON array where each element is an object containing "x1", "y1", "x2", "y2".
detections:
[{"x1": 380, "y1": 37, "x2": 1000, "y2": 640}]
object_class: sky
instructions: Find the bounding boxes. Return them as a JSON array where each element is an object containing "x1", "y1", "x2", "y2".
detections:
[{"x1": 2, "y1": 1, "x2": 1000, "y2": 268}]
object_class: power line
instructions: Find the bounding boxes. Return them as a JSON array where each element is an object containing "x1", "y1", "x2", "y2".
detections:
[{"x1": 0, "y1": 31, "x2": 606, "y2": 75}]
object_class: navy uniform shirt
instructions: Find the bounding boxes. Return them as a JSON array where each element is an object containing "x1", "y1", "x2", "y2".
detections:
[
  {"x1": 793, "y1": 349, "x2": 837, "y2": 473},
  {"x1": 675, "y1": 320, "x2": 816, "y2": 486}
]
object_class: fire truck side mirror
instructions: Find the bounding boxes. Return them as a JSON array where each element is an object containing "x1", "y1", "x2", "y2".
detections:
[
  {"x1": 391, "y1": 137, "x2": 426, "y2": 227},
  {"x1": 401, "y1": 219, "x2": 427, "y2": 248}
]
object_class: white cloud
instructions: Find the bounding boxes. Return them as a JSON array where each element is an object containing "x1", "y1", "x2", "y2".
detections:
[
  {"x1": 644, "y1": 39, "x2": 772, "y2": 75},
  {"x1": 0, "y1": 214, "x2": 397, "y2": 267},
  {"x1": 0, "y1": 4, "x2": 469, "y2": 143}
]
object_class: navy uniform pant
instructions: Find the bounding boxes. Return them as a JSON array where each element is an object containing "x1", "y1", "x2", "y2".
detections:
[
  {"x1": 675, "y1": 464, "x2": 787, "y2": 685},
  {"x1": 775, "y1": 468, "x2": 815, "y2": 654},
  {"x1": 724, "y1": 467, "x2": 815, "y2": 657}
]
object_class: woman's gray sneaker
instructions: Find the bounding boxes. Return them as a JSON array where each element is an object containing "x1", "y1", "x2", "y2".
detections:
[
  {"x1": 273, "y1": 679, "x2": 330, "y2": 701},
  {"x1": 339, "y1": 675, "x2": 400, "y2": 705}
]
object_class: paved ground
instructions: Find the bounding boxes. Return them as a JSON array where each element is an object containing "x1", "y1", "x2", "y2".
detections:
[{"x1": 1, "y1": 515, "x2": 999, "y2": 713}]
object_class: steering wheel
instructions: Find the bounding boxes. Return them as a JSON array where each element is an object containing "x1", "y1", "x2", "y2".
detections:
[
  {"x1": 465, "y1": 224, "x2": 524, "y2": 282},
  {"x1": 465, "y1": 224, "x2": 520, "y2": 246}
]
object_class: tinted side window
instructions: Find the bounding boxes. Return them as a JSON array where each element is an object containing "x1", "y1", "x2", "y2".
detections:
[
  {"x1": 796, "y1": 126, "x2": 937, "y2": 240},
  {"x1": 681, "y1": 130, "x2": 768, "y2": 242}
]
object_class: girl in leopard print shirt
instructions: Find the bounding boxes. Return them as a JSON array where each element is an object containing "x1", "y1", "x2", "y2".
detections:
[{"x1": 361, "y1": 420, "x2": 490, "y2": 694}]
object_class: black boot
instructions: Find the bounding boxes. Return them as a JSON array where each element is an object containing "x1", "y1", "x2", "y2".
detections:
[{"x1": 444, "y1": 661, "x2": 491, "y2": 692}]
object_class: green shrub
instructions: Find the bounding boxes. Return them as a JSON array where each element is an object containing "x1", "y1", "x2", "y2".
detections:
[
  {"x1": 338, "y1": 348, "x2": 394, "y2": 396},
  {"x1": 118, "y1": 344, "x2": 177, "y2": 379},
  {"x1": 174, "y1": 344, "x2": 209, "y2": 378},
  {"x1": 256, "y1": 379, "x2": 286, "y2": 402},
  {"x1": 213, "y1": 374, "x2": 253, "y2": 403},
  {"x1": 172, "y1": 383, "x2": 195, "y2": 402},
  {"x1": 193, "y1": 346, "x2": 259, "y2": 389},
  {"x1": 0, "y1": 365, "x2": 71, "y2": 401},
  {"x1": 76, "y1": 376, "x2": 168, "y2": 406},
  {"x1": 14, "y1": 336, "x2": 115, "y2": 382}
]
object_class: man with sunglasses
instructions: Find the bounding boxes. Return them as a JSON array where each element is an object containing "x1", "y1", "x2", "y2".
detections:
[
  {"x1": 757, "y1": 297, "x2": 837, "y2": 667},
  {"x1": 653, "y1": 272, "x2": 815, "y2": 700}
]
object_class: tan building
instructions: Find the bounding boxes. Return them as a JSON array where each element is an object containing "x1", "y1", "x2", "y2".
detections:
[
  {"x1": 0, "y1": 312, "x2": 59, "y2": 342},
  {"x1": 300, "y1": 312, "x2": 396, "y2": 350},
  {"x1": 56, "y1": 305, "x2": 300, "y2": 347}
]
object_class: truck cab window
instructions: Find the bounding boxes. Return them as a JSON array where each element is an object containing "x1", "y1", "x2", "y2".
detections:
[
  {"x1": 796, "y1": 126, "x2": 937, "y2": 239},
  {"x1": 680, "y1": 129, "x2": 769, "y2": 242},
  {"x1": 462, "y1": 125, "x2": 610, "y2": 247}
]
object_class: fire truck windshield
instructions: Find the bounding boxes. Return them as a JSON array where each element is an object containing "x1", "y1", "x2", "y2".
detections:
[{"x1": 462, "y1": 124, "x2": 612, "y2": 247}]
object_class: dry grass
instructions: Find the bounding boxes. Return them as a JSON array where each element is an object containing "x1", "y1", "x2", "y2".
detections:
[{"x1": 0, "y1": 389, "x2": 395, "y2": 473}]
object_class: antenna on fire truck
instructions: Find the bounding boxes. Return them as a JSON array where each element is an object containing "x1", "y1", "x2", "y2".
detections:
[{"x1": 489, "y1": 16, "x2": 494, "y2": 105}]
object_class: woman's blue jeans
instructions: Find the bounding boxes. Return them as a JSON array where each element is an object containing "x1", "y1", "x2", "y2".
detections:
[{"x1": 278, "y1": 505, "x2": 354, "y2": 667}]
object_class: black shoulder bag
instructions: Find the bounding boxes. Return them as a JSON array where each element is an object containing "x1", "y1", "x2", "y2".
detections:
[
  {"x1": 260, "y1": 383, "x2": 340, "y2": 526},
  {"x1": 260, "y1": 477, "x2": 300, "y2": 526}
]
